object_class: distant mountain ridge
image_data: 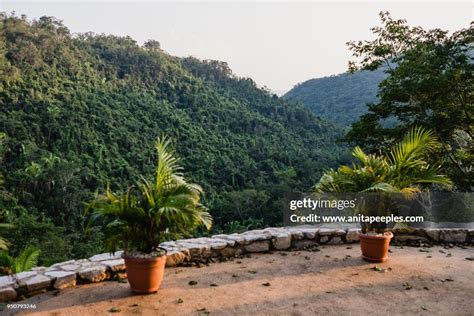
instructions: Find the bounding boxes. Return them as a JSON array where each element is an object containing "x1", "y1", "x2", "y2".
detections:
[{"x1": 283, "y1": 69, "x2": 386, "y2": 127}]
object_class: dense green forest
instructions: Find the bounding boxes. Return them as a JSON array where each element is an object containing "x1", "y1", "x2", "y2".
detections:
[
  {"x1": 0, "y1": 14, "x2": 348, "y2": 265},
  {"x1": 284, "y1": 69, "x2": 386, "y2": 127},
  {"x1": 344, "y1": 13, "x2": 473, "y2": 191}
]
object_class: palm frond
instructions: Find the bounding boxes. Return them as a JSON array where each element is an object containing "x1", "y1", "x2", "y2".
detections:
[
  {"x1": 155, "y1": 136, "x2": 183, "y2": 192},
  {"x1": 352, "y1": 146, "x2": 369, "y2": 165},
  {"x1": 362, "y1": 182, "x2": 399, "y2": 193},
  {"x1": 12, "y1": 246, "x2": 40, "y2": 273},
  {"x1": 0, "y1": 238, "x2": 9, "y2": 251},
  {"x1": 389, "y1": 127, "x2": 438, "y2": 170}
]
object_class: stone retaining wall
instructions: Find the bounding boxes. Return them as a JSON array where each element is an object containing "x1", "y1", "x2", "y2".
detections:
[{"x1": 1, "y1": 226, "x2": 473, "y2": 302}]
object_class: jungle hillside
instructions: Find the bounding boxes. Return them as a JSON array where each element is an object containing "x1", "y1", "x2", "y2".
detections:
[
  {"x1": 0, "y1": 14, "x2": 347, "y2": 265},
  {"x1": 284, "y1": 69, "x2": 386, "y2": 128}
]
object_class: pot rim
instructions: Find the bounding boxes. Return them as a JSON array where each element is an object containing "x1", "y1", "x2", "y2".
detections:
[
  {"x1": 122, "y1": 247, "x2": 168, "y2": 260},
  {"x1": 358, "y1": 231, "x2": 393, "y2": 239}
]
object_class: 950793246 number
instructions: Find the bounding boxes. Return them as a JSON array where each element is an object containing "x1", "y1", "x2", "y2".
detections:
[{"x1": 6, "y1": 303, "x2": 37, "y2": 309}]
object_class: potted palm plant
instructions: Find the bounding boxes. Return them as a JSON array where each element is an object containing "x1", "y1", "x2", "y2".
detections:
[
  {"x1": 314, "y1": 128, "x2": 451, "y2": 262},
  {"x1": 88, "y1": 137, "x2": 212, "y2": 293}
]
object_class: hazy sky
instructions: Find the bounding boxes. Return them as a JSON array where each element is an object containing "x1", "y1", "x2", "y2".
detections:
[{"x1": 1, "y1": 1, "x2": 472, "y2": 94}]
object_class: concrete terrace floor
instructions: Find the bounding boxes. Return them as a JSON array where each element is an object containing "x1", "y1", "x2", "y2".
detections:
[{"x1": 9, "y1": 245, "x2": 474, "y2": 316}]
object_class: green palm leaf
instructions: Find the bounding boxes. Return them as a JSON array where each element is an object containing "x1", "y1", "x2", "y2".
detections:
[{"x1": 12, "y1": 246, "x2": 40, "y2": 273}]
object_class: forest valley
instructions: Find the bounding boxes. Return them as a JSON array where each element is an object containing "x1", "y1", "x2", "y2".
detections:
[{"x1": 0, "y1": 12, "x2": 472, "y2": 269}]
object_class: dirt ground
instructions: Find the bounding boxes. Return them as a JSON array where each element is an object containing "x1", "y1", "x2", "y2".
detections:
[{"x1": 7, "y1": 245, "x2": 474, "y2": 316}]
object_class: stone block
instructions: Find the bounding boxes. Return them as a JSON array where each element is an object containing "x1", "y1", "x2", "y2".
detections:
[
  {"x1": 89, "y1": 251, "x2": 123, "y2": 262},
  {"x1": 219, "y1": 247, "x2": 237, "y2": 258},
  {"x1": 185, "y1": 237, "x2": 209, "y2": 245},
  {"x1": 327, "y1": 236, "x2": 344, "y2": 245},
  {"x1": 14, "y1": 271, "x2": 37, "y2": 281},
  {"x1": 20, "y1": 275, "x2": 52, "y2": 292},
  {"x1": 177, "y1": 243, "x2": 209, "y2": 258},
  {"x1": 272, "y1": 233, "x2": 292, "y2": 250},
  {"x1": 101, "y1": 259, "x2": 126, "y2": 272},
  {"x1": 160, "y1": 245, "x2": 178, "y2": 252},
  {"x1": 208, "y1": 240, "x2": 230, "y2": 250},
  {"x1": 299, "y1": 228, "x2": 319, "y2": 239},
  {"x1": 318, "y1": 228, "x2": 336, "y2": 236},
  {"x1": 241, "y1": 233, "x2": 270, "y2": 244},
  {"x1": 440, "y1": 229, "x2": 467, "y2": 243},
  {"x1": 49, "y1": 260, "x2": 76, "y2": 268},
  {"x1": 288, "y1": 230, "x2": 304, "y2": 240},
  {"x1": 166, "y1": 251, "x2": 187, "y2": 267},
  {"x1": 346, "y1": 228, "x2": 361, "y2": 242},
  {"x1": 244, "y1": 240, "x2": 270, "y2": 252},
  {"x1": 0, "y1": 275, "x2": 16, "y2": 288},
  {"x1": 334, "y1": 229, "x2": 347, "y2": 236},
  {"x1": 58, "y1": 264, "x2": 81, "y2": 272},
  {"x1": 201, "y1": 246, "x2": 213, "y2": 258},
  {"x1": 160, "y1": 241, "x2": 177, "y2": 248},
  {"x1": 423, "y1": 228, "x2": 440, "y2": 242},
  {"x1": 218, "y1": 234, "x2": 246, "y2": 244},
  {"x1": 262, "y1": 227, "x2": 286, "y2": 238},
  {"x1": 394, "y1": 235, "x2": 429, "y2": 243},
  {"x1": 78, "y1": 265, "x2": 108, "y2": 283},
  {"x1": 0, "y1": 287, "x2": 17, "y2": 302},
  {"x1": 293, "y1": 239, "x2": 317, "y2": 249},
  {"x1": 45, "y1": 271, "x2": 76, "y2": 289},
  {"x1": 319, "y1": 236, "x2": 329, "y2": 244}
]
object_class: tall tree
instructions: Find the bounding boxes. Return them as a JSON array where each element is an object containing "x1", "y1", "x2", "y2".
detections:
[{"x1": 345, "y1": 12, "x2": 473, "y2": 190}]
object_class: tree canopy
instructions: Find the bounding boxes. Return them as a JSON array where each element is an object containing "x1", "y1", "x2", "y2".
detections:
[
  {"x1": 0, "y1": 13, "x2": 347, "y2": 265},
  {"x1": 284, "y1": 69, "x2": 386, "y2": 128},
  {"x1": 344, "y1": 12, "x2": 473, "y2": 190}
]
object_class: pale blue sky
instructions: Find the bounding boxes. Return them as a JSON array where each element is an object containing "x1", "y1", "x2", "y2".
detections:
[{"x1": 1, "y1": 1, "x2": 472, "y2": 94}]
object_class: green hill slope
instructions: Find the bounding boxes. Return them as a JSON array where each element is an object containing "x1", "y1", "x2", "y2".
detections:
[
  {"x1": 284, "y1": 69, "x2": 386, "y2": 127},
  {"x1": 0, "y1": 14, "x2": 347, "y2": 263}
]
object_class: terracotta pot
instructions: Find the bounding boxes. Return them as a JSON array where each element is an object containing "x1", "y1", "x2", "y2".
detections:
[
  {"x1": 359, "y1": 231, "x2": 393, "y2": 263},
  {"x1": 123, "y1": 252, "x2": 166, "y2": 294}
]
